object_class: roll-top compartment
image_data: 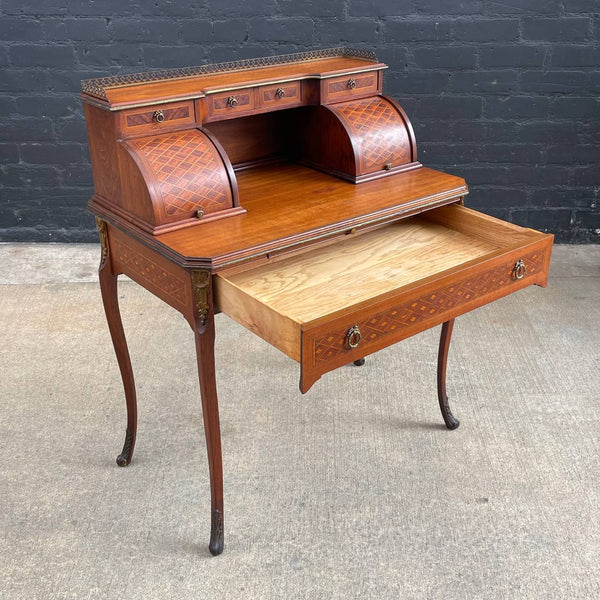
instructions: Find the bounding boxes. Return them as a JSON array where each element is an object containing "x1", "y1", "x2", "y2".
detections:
[
  {"x1": 116, "y1": 128, "x2": 244, "y2": 235},
  {"x1": 295, "y1": 95, "x2": 419, "y2": 183}
]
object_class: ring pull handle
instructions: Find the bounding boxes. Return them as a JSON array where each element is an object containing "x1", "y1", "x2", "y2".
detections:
[
  {"x1": 346, "y1": 325, "x2": 362, "y2": 349},
  {"x1": 153, "y1": 110, "x2": 165, "y2": 123},
  {"x1": 275, "y1": 87, "x2": 286, "y2": 99},
  {"x1": 513, "y1": 259, "x2": 526, "y2": 280},
  {"x1": 226, "y1": 95, "x2": 238, "y2": 107},
  {"x1": 347, "y1": 78, "x2": 357, "y2": 89}
]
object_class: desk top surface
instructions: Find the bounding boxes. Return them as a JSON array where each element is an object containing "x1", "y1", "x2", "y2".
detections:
[{"x1": 127, "y1": 164, "x2": 468, "y2": 269}]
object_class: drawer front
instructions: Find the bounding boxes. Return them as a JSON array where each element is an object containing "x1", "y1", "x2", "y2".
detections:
[
  {"x1": 258, "y1": 81, "x2": 303, "y2": 109},
  {"x1": 322, "y1": 71, "x2": 380, "y2": 103},
  {"x1": 204, "y1": 89, "x2": 255, "y2": 122},
  {"x1": 119, "y1": 101, "x2": 195, "y2": 136},
  {"x1": 299, "y1": 242, "x2": 552, "y2": 392}
]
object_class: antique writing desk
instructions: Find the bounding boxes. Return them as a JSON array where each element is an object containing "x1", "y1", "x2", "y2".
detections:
[{"x1": 81, "y1": 48, "x2": 553, "y2": 555}]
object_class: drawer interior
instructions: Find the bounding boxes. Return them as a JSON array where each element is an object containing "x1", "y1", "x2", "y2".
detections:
[{"x1": 214, "y1": 204, "x2": 546, "y2": 361}]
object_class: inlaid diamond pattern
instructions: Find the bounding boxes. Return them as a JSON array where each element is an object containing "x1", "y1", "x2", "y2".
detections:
[
  {"x1": 113, "y1": 238, "x2": 188, "y2": 310},
  {"x1": 328, "y1": 74, "x2": 375, "y2": 94},
  {"x1": 333, "y1": 97, "x2": 411, "y2": 171},
  {"x1": 314, "y1": 250, "x2": 545, "y2": 362},
  {"x1": 132, "y1": 130, "x2": 232, "y2": 218}
]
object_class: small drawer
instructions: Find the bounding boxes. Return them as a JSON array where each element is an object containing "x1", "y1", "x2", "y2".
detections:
[
  {"x1": 215, "y1": 204, "x2": 553, "y2": 393},
  {"x1": 204, "y1": 89, "x2": 255, "y2": 122},
  {"x1": 258, "y1": 81, "x2": 304, "y2": 109},
  {"x1": 322, "y1": 71, "x2": 380, "y2": 104},
  {"x1": 119, "y1": 101, "x2": 195, "y2": 136}
]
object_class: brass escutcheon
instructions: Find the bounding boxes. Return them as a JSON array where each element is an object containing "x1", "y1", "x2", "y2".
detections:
[
  {"x1": 226, "y1": 95, "x2": 238, "y2": 107},
  {"x1": 275, "y1": 87, "x2": 286, "y2": 99},
  {"x1": 347, "y1": 78, "x2": 357, "y2": 89},
  {"x1": 384, "y1": 162, "x2": 392, "y2": 171},
  {"x1": 196, "y1": 209, "x2": 205, "y2": 219},
  {"x1": 153, "y1": 110, "x2": 165, "y2": 123},
  {"x1": 513, "y1": 259, "x2": 526, "y2": 280},
  {"x1": 346, "y1": 324, "x2": 362, "y2": 349}
]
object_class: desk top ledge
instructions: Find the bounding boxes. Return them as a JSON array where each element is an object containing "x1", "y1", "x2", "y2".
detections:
[{"x1": 81, "y1": 47, "x2": 385, "y2": 109}]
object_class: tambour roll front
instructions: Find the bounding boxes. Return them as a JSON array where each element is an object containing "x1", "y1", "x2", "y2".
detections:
[{"x1": 81, "y1": 47, "x2": 553, "y2": 556}]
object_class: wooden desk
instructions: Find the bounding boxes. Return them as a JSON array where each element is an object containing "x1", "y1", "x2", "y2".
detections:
[{"x1": 82, "y1": 48, "x2": 553, "y2": 555}]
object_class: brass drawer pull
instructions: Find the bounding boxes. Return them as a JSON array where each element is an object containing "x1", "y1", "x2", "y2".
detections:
[
  {"x1": 513, "y1": 259, "x2": 526, "y2": 280},
  {"x1": 347, "y1": 78, "x2": 357, "y2": 89},
  {"x1": 226, "y1": 95, "x2": 238, "y2": 107},
  {"x1": 153, "y1": 110, "x2": 165, "y2": 123},
  {"x1": 275, "y1": 87, "x2": 286, "y2": 99},
  {"x1": 346, "y1": 325, "x2": 362, "y2": 349}
]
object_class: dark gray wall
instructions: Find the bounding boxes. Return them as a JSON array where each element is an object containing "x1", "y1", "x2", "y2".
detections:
[{"x1": 1, "y1": 1, "x2": 598, "y2": 242}]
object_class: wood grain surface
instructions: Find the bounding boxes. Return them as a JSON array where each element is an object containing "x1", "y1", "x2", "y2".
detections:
[
  {"x1": 214, "y1": 203, "x2": 551, "y2": 367},
  {"x1": 218, "y1": 216, "x2": 500, "y2": 323},
  {"x1": 153, "y1": 164, "x2": 468, "y2": 266},
  {"x1": 94, "y1": 58, "x2": 384, "y2": 108}
]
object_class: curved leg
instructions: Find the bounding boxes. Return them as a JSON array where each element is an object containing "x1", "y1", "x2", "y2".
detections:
[
  {"x1": 97, "y1": 219, "x2": 138, "y2": 466},
  {"x1": 437, "y1": 319, "x2": 460, "y2": 430},
  {"x1": 353, "y1": 358, "x2": 366, "y2": 366},
  {"x1": 194, "y1": 313, "x2": 224, "y2": 556}
]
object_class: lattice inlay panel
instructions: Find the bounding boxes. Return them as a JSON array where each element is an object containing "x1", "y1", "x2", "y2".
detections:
[
  {"x1": 327, "y1": 73, "x2": 376, "y2": 94},
  {"x1": 313, "y1": 250, "x2": 546, "y2": 362},
  {"x1": 112, "y1": 239, "x2": 189, "y2": 311},
  {"x1": 130, "y1": 130, "x2": 232, "y2": 218},
  {"x1": 126, "y1": 105, "x2": 190, "y2": 128},
  {"x1": 333, "y1": 97, "x2": 411, "y2": 172}
]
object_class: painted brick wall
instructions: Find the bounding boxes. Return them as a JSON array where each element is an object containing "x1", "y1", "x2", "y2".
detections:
[{"x1": 0, "y1": 1, "x2": 598, "y2": 242}]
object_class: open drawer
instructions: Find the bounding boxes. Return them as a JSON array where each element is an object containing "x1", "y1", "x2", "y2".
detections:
[{"x1": 214, "y1": 204, "x2": 553, "y2": 392}]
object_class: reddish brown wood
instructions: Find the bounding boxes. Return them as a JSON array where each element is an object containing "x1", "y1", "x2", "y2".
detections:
[
  {"x1": 258, "y1": 81, "x2": 304, "y2": 109},
  {"x1": 97, "y1": 222, "x2": 138, "y2": 467},
  {"x1": 298, "y1": 95, "x2": 420, "y2": 182},
  {"x1": 83, "y1": 48, "x2": 554, "y2": 556},
  {"x1": 204, "y1": 89, "x2": 255, "y2": 122},
  {"x1": 438, "y1": 319, "x2": 459, "y2": 430},
  {"x1": 193, "y1": 297, "x2": 224, "y2": 556},
  {"x1": 108, "y1": 225, "x2": 194, "y2": 319},
  {"x1": 84, "y1": 103, "x2": 122, "y2": 204},
  {"x1": 82, "y1": 53, "x2": 386, "y2": 109},
  {"x1": 88, "y1": 165, "x2": 469, "y2": 270},
  {"x1": 204, "y1": 112, "x2": 291, "y2": 168},
  {"x1": 118, "y1": 100, "x2": 195, "y2": 137},
  {"x1": 321, "y1": 71, "x2": 381, "y2": 103},
  {"x1": 116, "y1": 128, "x2": 243, "y2": 235}
]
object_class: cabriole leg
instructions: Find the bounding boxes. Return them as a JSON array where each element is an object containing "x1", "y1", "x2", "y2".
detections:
[
  {"x1": 191, "y1": 270, "x2": 224, "y2": 556},
  {"x1": 194, "y1": 319, "x2": 224, "y2": 556},
  {"x1": 96, "y1": 218, "x2": 138, "y2": 466},
  {"x1": 437, "y1": 319, "x2": 460, "y2": 430}
]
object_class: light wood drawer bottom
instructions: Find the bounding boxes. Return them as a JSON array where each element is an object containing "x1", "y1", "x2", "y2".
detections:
[{"x1": 214, "y1": 204, "x2": 553, "y2": 392}]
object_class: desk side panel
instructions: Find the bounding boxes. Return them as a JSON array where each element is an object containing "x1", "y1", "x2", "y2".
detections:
[{"x1": 108, "y1": 225, "x2": 194, "y2": 322}]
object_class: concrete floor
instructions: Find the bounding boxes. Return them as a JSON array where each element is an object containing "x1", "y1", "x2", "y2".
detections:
[{"x1": 1, "y1": 243, "x2": 599, "y2": 600}]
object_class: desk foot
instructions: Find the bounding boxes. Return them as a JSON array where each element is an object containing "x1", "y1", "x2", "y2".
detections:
[
  {"x1": 353, "y1": 357, "x2": 366, "y2": 366},
  {"x1": 209, "y1": 509, "x2": 224, "y2": 556},
  {"x1": 438, "y1": 319, "x2": 460, "y2": 430},
  {"x1": 439, "y1": 397, "x2": 460, "y2": 430},
  {"x1": 116, "y1": 427, "x2": 134, "y2": 466}
]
